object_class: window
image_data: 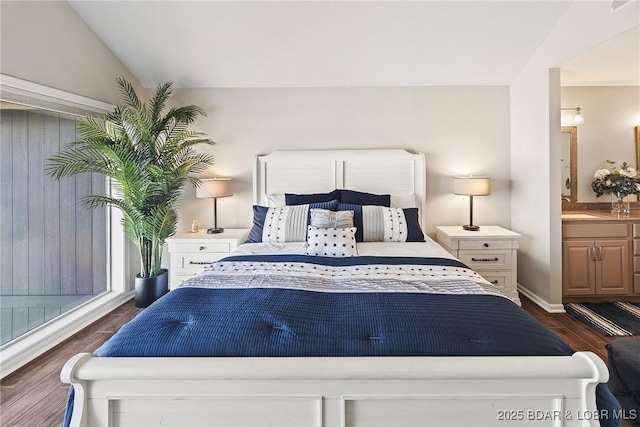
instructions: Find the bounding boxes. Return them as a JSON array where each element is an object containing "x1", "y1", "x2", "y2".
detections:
[
  {"x1": 0, "y1": 75, "x2": 129, "y2": 377},
  {"x1": 0, "y1": 104, "x2": 108, "y2": 345}
]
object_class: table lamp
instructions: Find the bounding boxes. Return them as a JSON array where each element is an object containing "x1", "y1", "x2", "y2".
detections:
[
  {"x1": 453, "y1": 176, "x2": 491, "y2": 231},
  {"x1": 196, "y1": 178, "x2": 233, "y2": 234}
]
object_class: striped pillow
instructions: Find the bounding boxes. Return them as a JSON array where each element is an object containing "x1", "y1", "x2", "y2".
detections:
[
  {"x1": 337, "y1": 204, "x2": 425, "y2": 243},
  {"x1": 246, "y1": 201, "x2": 338, "y2": 243},
  {"x1": 310, "y1": 209, "x2": 354, "y2": 229}
]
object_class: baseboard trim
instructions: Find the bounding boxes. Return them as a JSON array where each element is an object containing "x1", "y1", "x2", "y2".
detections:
[
  {"x1": 0, "y1": 292, "x2": 133, "y2": 378},
  {"x1": 518, "y1": 285, "x2": 566, "y2": 313}
]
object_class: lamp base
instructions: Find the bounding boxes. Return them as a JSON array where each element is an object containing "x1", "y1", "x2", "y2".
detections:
[
  {"x1": 462, "y1": 225, "x2": 480, "y2": 231},
  {"x1": 207, "y1": 227, "x2": 224, "y2": 234}
]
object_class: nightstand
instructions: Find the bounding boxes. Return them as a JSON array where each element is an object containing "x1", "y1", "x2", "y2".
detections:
[
  {"x1": 435, "y1": 225, "x2": 522, "y2": 305},
  {"x1": 166, "y1": 229, "x2": 250, "y2": 289}
]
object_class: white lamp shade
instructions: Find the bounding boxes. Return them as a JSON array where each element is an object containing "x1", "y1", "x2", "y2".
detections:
[
  {"x1": 196, "y1": 178, "x2": 233, "y2": 199},
  {"x1": 453, "y1": 177, "x2": 491, "y2": 196}
]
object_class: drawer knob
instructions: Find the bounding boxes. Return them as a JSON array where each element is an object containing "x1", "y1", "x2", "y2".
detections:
[
  {"x1": 471, "y1": 257, "x2": 499, "y2": 262},
  {"x1": 490, "y1": 280, "x2": 499, "y2": 285},
  {"x1": 199, "y1": 246, "x2": 206, "y2": 251},
  {"x1": 483, "y1": 243, "x2": 489, "y2": 248}
]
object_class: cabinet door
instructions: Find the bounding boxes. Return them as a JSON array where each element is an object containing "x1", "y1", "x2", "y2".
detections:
[
  {"x1": 563, "y1": 240, "x2": 596, "y2": 296},
  {"x1": 595, "y1": 239, "x2": 630, "y2": 295}
]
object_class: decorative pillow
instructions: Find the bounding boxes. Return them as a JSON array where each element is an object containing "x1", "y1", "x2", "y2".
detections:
[
  {"x1": 338, "y1": 189, "x2": 390, "y2": 207},
  {"x1": 390, "y1": 193, "x2": 417, "y2": 208},
  {"x1": 264, "y1": 194, "x2": 285, "y2": 207},
  {"x1": 246, "y1": 200, "x2": 338, "y2": 243},
  {"x1": 305, "y1": 226, "x2": 358, "y2": 257},
  {"x1": 337, "y1": 203, "x2": 425, "y2": 243},
  {"x1": 285, "y1": 190, "x2": 339, "y2": 205},
  {"x1": 310, "y1": 209, "x2": 354, "y2": 228},
  {"x1": 285, "y1": 189, "x2": 390, "y2": 206}
]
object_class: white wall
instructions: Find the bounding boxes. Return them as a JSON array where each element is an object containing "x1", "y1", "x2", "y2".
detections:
[
  {"x1": 562, "y1": 86, "x2": 640, "y2": 203},
  {"x1": 171, "y1": 86, "x2": 511, "y2": 239},
  {"x1": 0, "y1": 1, "x2": 141, "y2": 104},
  {"x1": 510, "y1": 1, "x2": 639, "y2": 311}
]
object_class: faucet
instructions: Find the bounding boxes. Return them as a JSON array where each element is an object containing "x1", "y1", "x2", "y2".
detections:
[{"x1": 562, "y1": 197, "x2": 571, "y2": 203}]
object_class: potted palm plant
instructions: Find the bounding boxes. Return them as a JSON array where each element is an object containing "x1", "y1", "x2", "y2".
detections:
[{"x1": 47, "y1": 78, "x2": 215, "y2": 307}]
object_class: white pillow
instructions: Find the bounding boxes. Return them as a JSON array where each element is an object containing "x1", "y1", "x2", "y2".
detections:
[
  {"x1": 310, "y1": 209, "x2": 354, "y2": 228},
  {"x1": 390, "y1": 193, "x2": 417, "y2": 208},
  {"x1": 305, "y1": 226, "x2": 358, "y2": 257},
  {"x1": 264, "y1": 194, "x2": 285, "y2": 207}
]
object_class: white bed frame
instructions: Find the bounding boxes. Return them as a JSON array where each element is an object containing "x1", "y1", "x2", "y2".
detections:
[{"x1": 62, "y1": 149, "x2": 608, "y2": 427}]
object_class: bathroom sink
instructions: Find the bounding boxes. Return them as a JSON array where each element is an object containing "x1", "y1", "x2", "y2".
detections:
[{"x1": 561, "y1": 213, "x2": 600, "y2": 219}]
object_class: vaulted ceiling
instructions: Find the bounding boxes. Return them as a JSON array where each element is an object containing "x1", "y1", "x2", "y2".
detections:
[
  {"x1": 560, "y1": 25, "x2": 640, "y2": 86},
  {"x1": 69, "y1": 1, "x2": 638, "y2": 89}
]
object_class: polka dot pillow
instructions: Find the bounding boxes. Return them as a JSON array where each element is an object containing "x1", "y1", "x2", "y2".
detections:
[{"x1": 305, "y1": 226, "x2": 358, "y2": 257}]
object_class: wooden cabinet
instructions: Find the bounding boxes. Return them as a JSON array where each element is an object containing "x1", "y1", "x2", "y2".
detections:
[
  {"x1": 633, "y1": 224, "x2": 640, "y2": 294},
  {"x1": 562, "y1": 239, "x2": 630, "y2": 296},
  {"x1": 166, "y1": 229, "x2": 250, "y2": 289},
  {"x1": 562, "y1": 221, "x2": 631, "y2": 300},
  {"x1": 435, "y1": 225, "x2": 521, "y2": 305}
]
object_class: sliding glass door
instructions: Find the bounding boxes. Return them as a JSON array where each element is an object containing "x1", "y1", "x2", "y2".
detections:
[{"x1": 0, "y1": 103, "x2": 108, "y2": 345}]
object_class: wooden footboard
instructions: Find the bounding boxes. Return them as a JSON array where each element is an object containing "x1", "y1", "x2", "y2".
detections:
[{"x1": 61, "y1": 352, "x2": 608, "y2": 427}]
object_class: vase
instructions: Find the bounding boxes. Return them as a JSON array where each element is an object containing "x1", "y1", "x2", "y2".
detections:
[
  {"x1": 611, "y1": 192, "x2": 630, "y2": 215},
  {"x1": 134, "y1": 268, "x2": 169, "y2": 308}
]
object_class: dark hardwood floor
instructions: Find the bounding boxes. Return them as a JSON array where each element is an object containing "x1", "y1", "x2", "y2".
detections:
[
  {"x1": 520, "y1": 296, "x2": 616, "y2": 363},
  {"x1": 0, "y1": 296, "x2": 629, "y2": 427},
  {"x1": 0, "y1": 299, "x2": 143, "y2": 427}
]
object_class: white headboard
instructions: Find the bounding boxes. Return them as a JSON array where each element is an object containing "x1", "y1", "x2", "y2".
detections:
[{"x1": 253, "y1": 149, "x2": 427, "y2": 230}]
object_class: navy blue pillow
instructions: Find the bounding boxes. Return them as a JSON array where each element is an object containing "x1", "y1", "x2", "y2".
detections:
[
  {"x1": 286, "y1": 189, "x2": 390, "y2": 206},
  {"x1": 338, "y1": 189, "x2": 390, "y2": 207},
  {"x1": 285, "y1": 190, "x2": 339, "y2": 205},
  {"x1": 246, "y1": 201, "x2": 338, "y2": 243},
  {"x1": 246, "y1": 206, "x2": 270, "y2": 243},
  {"x1": 337, "y1": 203, "x2": 425, "y2": 243},
  {"x1": 402, "y1": 208, "x2": 425, "y2": 242}
]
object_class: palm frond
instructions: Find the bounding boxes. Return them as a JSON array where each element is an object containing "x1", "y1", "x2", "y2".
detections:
[
  {"x1": 164, "y1": 105, "x2": 207, "y2": 124},
  {"x1": 46, "y1": 146, "x2": 112, "y2": 179},
  {"x1": 158, "y1": 133, "x2": 215, "y2": 166},
  {"x1": 115, "y1": 78, "x2": 144, "y2": 113},
  {"x1": 159, "y1": 105, "x2": 207, "y2": 139},
  {"x1": 149, "y1": 82, "x2": 173, "y2": 125}
]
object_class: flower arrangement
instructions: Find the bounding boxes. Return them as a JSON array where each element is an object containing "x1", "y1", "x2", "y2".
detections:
[{"x1": 591, "y1": 160, "x2": 640, "y2": 198}]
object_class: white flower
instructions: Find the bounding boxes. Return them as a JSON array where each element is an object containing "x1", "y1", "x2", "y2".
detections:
[
  {"x1": 605, "y1": 180, "x2": 613, "y2": 187},
  {"x1": 620, "y1": 167, "x2": 638, "y2": 178},
  {"x1": 594, "y1": 169, "x2": 611, "y2": 180}
]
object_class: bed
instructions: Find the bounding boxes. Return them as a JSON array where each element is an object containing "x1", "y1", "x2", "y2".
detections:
[{"x1": 62, "y1": 149, "x2": 619, "y2": 427}]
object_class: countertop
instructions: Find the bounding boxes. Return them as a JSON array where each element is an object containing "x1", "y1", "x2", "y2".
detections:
[{"x1": 562, "y1": 210, "x2": 640, "y2": 221}]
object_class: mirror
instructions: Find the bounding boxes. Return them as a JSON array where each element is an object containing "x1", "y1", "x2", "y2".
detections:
[
  {"x1": 636, "y1": 126, "x2": 640, "y2": 170},
  {"x1": 561, "y1": 126, "x2": 577, "y2": 202},
  {"x1": 560, "y1": 27, "x2": 639, "y2": 205}
]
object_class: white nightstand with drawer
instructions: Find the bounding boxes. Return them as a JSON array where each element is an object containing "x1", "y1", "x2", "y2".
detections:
[
  {"x1": 435, "y1": 225, "x2": 522, "y2": 305},
  {"x1": 166, "y1": 229, "x2": 250, "y2": 289}
]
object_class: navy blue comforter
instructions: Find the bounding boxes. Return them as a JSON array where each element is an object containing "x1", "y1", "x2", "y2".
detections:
[
  {"x1": 98, "y1": 287, "x2": 573, "y2": 358},
  {"x1": 76, "y1": 255, "x2": 622, "y2": 425}
]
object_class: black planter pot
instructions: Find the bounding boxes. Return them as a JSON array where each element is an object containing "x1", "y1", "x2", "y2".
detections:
[{"x1": 134, "y1": 269, "x2": 169, "y2": 308}]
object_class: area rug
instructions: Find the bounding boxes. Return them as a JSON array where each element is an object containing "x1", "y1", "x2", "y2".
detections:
[{"x1": 564, "y1": 302, "x2": 640, "y2": 336}]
